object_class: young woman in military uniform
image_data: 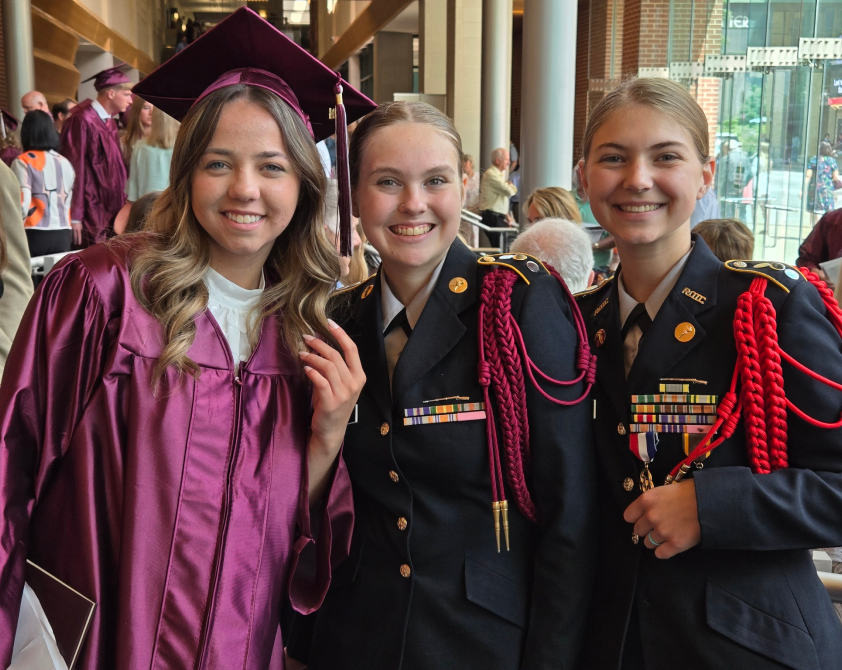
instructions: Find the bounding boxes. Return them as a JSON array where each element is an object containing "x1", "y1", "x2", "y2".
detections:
[
  {"x1": 576, "y1": 77, "x2": 842, "y2": 669},
  {"x1": 286, "y1": 102, "x2": 597, "y2": 669}
]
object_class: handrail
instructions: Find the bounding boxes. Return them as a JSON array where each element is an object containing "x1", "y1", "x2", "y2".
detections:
[
  {"x1": 460, "y1": 208, "x2": 518, "y2": 235},
  {"x1": 460, "y1": 209, "x2": 518, "y2": 252},
  {"x1": 818, "y1": 571, "x2": 842, "y2": 603},
  {"x1": 30, "y1": 251, "x2": 77, "y2": 273}
]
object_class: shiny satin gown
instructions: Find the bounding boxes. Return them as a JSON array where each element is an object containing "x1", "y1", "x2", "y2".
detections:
[
  {"x1": 58, "y1": 100, "x2": 127, "y2": 248},
  {"x1": 0, "y1": 240, "x2": 353, "y2": 669}
]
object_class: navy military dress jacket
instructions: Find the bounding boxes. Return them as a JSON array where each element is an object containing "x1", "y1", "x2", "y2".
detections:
[
  {"x1": 576, "y1": 237, "x2": 842, "y2": 670},
  {"x1": 288, "y1": 239, "x2": 597, "y2": 669}
]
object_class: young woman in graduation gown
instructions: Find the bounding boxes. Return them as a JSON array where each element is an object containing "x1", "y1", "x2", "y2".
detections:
[
  {"x1": 0, "y1": 9, "x2": 375, "y2": 669},
  {"x1": 286, "y1": 103, "x2": 597, "y2": 668},
  {"x1": 575, "y1": 77, "x2": 842, "y2": 669}
]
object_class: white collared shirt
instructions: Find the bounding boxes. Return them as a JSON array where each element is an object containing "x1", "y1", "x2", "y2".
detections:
[
  {"x1": 90, "y1": 99, "x2": 112, "y2": 123},
  {"x1": 618, "y1": 244, "x2": 693, "y2": 377},
  {"x1": 381, "y1": 258, "x2": 447, "y2": 382},
  {"x1": 204, "y1": 267, "x2": 266, "y2": 366}
]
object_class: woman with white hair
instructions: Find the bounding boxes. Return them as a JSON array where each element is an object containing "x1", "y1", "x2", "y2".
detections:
[{"x1": 510, "y1": 218, "x2": 594, "y2": 292}]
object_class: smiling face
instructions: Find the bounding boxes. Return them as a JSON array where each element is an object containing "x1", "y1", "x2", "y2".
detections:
[
  {"x1": 580, "y1": 104, "x2": 713, "y2": 252},
  {"x1": 191, "y1": 98, "x2": 301, "y2": 284},
  {"x1": 353, "y1": 121, "x2": 466, "y2": 278}
]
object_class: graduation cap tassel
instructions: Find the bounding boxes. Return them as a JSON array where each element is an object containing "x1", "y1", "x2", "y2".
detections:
[{"x1": 334, "y1": 79, "x2": 353, "y2": 257}]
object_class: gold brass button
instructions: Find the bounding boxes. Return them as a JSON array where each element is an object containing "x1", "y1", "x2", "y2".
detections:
[
  {"x1": 397, "y1": 517, "x2": 408, "y2": 531},
  {"x1": 449, "y1": 277, "x2": 468, "y2": 294},
  {"x1": 389, "y1": 470, "x2": 400, "y2": 483},
  {"x1": 632, "y1": 533, "x2": 639, "y2": 545},
  {"x1": 617, "y1": 423, "x2": 627, "y2": 436},
  {"x1": 361, "y1": 284, "x2": 374, "y2": 299},
  {"x1": 400, "y1": 564, "x2": 411, "y2": 578},
  {"x1": 595, "y1": 329, "x2": 606, "y2": 347},
  {"x1": 623, "y1": 477, "x2": 634, "y2": 492},
  {"x1": 674, "y1": 322, "x2": 696, "y2": 342},
  {"x1": 513, "y1": 253, "x2": 528, "y2": 261},
  {"x1": 380, "y1": 422, "x2": 390, "y2": 436}
]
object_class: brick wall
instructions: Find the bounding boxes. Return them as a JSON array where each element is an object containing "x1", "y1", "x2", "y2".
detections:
[
  {"x1": 0, "y1": 3, "x2": 9, "y2": 111},
  {"x1": 511, "y1": 14, "x2": 523, "y2": 152}
]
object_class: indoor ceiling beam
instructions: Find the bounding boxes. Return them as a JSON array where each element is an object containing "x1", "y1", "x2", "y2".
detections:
[{"x1": 321, "y1": 0, "x2": 415, "y2": 70}]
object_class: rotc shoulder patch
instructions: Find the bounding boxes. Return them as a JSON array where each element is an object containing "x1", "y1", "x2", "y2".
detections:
[
  {"x1": 477, "y1": 252, "x2": 549, "y2": 285},
  {"x1": 574, "y1": 275, "x2": 614, "y2": 301},
  {"x1": 724, "y1": 260, "x2": 804, "y2": 293}
]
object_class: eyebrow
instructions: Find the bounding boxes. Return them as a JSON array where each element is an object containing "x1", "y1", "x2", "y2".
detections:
[
  {"x1": 204, "y1": 147, "x2": 289, "y2": 160},
  {"x1": 369, "y1": 164, "x2": 457, "y2": 177},
  {"x1": 595, "y1": 141, "x2": 688, "y2": 151}
]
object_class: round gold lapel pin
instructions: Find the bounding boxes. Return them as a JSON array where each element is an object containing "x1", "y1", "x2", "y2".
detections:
[
  {"x1": 361, "y1": 284, "x2": 374, "y2": 299},
  {"x1": 674, "y1": 322, "x2": 696, "y2": 342},
  {"x1": 595, "y1": 329, "x2": 606, "y2": 347},
  {"x1": 449, "y1": 277, "x2": 468, "y2": 294}
]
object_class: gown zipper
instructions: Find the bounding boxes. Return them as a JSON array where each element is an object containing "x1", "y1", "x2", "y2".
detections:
[{"x1": 196, "y1": 362, "x2": 245, "y2": 668}]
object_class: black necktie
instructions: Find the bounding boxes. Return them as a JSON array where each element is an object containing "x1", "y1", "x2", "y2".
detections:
[
  {"x1": 384, "y1": 308, "x2": 412, "y2": 338},
  {"x1": 621, "y1": 302, "x2": 652, "y2": 341}
]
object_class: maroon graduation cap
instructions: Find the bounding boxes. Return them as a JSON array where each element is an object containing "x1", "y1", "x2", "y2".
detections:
[
  {"x1": 0, "y1": 108, "x2": 18, "y2": 138},
  {"x1": 82, "y1": 65, "x2": 133, "y2": 90},
  {"x1": 133, "y1": 7, "x2": 377, "y2": 255}
]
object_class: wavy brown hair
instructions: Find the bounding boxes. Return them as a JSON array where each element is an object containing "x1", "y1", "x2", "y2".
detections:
[{"x1": 128, "y1": 84, "x2": 340, "y2": 387}]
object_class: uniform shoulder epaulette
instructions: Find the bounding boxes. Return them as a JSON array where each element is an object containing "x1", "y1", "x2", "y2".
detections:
[
  {"x1": 574, "y1": 274, "x2": 614, "y2": 300},
  {"x1": 328, "y1": 274, "x2": 377, "y2": 309},
  {"x1": 477, "y1": 252, "x2": 549, "y2": 285},
  {"x1": 724, "y1": 259, "x2": 805, "y2": 293}
]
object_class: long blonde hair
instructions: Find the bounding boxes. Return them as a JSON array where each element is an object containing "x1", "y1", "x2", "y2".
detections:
[
  {"x1": 581, "y1": 78, "x2": 710, "y2": 163},
  {"x1": 122, "y1": 95, "x2": 152, "y2": 164},
  {"x1": 147, "y1": 107, "x2": 180, "y2": 149},
  {"x1": 129, "y1": 84, "x2": 340, "y2": 386}
]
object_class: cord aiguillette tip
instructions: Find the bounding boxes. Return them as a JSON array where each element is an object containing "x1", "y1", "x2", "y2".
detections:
[
  {"x1": 492, "y1": 501, "x2": 501, "y2": 553},
  {"x1": 501, "y1": 500, "x2": 510, "y2": 552}
]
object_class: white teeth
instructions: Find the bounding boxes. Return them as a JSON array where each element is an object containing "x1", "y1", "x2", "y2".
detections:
[
  {"x1": 619, "y1": 204, "x2": 661, "y2": 213},
  {"x1": 225, "y1": 212, "x2": 262, "y2": 224},
  {"x1": 393, "y1": 224, "x2": 432, "y2": 236}
]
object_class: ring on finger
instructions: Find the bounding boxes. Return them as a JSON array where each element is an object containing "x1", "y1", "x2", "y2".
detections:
[{"x1": 647, "y1": 531, "x2": 663, "y2": 547}]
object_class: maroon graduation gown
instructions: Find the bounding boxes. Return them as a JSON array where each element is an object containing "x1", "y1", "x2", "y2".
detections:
[
  {"x1": 0, "y1": 147, "x2": 20, "y2": 168},
  {"x1": 59, "y1": 100, "x2": 127, "y2": 248},
  {"x1": 0, "y1": 240, "x2": 353, "y2": 669}
]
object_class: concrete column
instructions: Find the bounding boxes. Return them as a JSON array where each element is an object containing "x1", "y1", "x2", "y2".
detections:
[
  {"x1": 2, "y1": 0, "x2": 35, "y2": 119},
  {"x1": 520, "y1": 0, "x2": 577, "y2": 198},
  {"x1": 447, "y1": 0, "x2": 482, "y2": 162},
  {"x1": 76, "y1": 51, "x2": 114, "y2": 103},
  {"x1": 420, "y1": 0, "x2": 448, "y2": 95},
  {"x1": 373, "y1": 32, "x2": 413, "y2": 103},
  {"x1": 347, "y1": 54, "x2": 362, "y2": 90},
  {"x1": 480, "y1": 0, "x2": 512, "y2": 170}
]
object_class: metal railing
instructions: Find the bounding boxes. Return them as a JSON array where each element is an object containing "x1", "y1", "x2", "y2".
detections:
[{"x1": 460, "y1": 209, "x2": 519, "y2": 252}]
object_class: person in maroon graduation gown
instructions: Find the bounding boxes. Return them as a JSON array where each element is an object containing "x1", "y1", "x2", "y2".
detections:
[
  {"x1": 59, "y1": 66, "x2": 132, "y2": 248},
  {"x1": 0, "y1": 8, "x2": 376, "y2": 669},
  {"x1": 0, "y1": 109, "x2": 21, "y2": 168}
]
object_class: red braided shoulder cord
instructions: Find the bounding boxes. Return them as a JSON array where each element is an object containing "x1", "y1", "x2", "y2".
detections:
[
  {"x1": 667, "y1": 267, "x2": 842, "y2": 483},
  {"x1": 477, "y1": 265, "x2": 596, "y2": 550}
]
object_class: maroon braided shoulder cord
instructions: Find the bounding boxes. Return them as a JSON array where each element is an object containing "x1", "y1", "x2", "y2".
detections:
[{"x1": 477, "y1": 264, "x2": 596, "y2": 527}]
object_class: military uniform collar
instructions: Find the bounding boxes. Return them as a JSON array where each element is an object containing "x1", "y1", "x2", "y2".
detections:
[
  {"x1": 617, "y1": 243, "x2": 693, "y2": 329},
  {"x1": 380, "y1": 255, "x2": 447, "y2": 332}
]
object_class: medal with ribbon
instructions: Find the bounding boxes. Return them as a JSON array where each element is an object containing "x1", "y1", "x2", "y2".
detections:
[{"x1": 629, "y1": 432, "x2": 658, "y2": 491}]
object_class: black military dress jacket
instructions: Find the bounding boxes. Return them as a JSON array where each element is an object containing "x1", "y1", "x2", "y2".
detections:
[
  {"x1": 288, "y1": 239, "x2": 597, "y2": 669},
  {"x1": 576, "y1": 238, "x2": 842, "y2": 670}
]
